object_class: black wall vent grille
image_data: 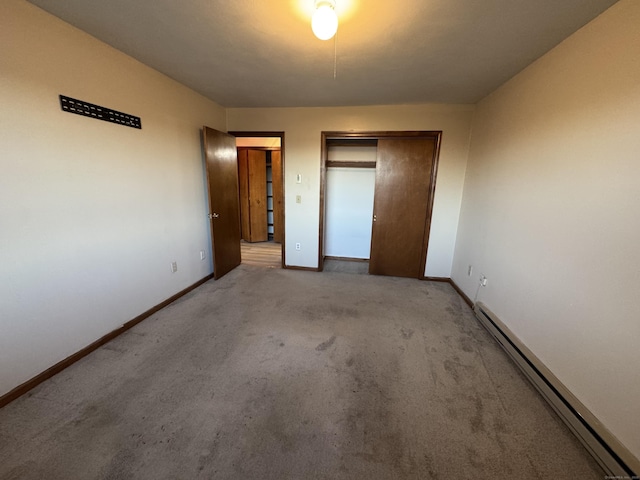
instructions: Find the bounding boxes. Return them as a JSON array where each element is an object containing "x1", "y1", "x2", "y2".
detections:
[{"x1": 59, "y1": 95, "x2": 141, "y2": 129}]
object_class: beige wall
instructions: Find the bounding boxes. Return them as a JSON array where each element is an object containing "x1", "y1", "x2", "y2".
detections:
[
  {"x1": 452, "y1": 0, "x2": 640, "y2": 461},
  {"x1": 0, "y1": 1, "x2": 225, "y2": 396},
  {"x1": 227, "y1": 104, "x2": 474, "y2": 276}
]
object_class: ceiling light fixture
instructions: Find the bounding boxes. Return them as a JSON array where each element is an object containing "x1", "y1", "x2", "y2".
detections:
[{"x1": 312, "y1": 0, "x2": 338, "y2": 41}]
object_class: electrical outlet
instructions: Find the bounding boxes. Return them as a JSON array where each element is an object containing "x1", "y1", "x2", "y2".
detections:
[
  {"x1": 296, "y1": 195, "x2": 301, "y2": 204},
  {"x1": 480, "y1": 274, "x2": 487, "y2": 287},
  {"x1": 468, "y1": 265, "x2": 473, "y2": 276},
  {"x1": 295, "y1": 243, "x2": 301, "y2": 250},
  {"x1": 170, "y1": 261, "x2": 178, "y2": 273},
  {"x1": 200, "y1": 250, "x2": 206, "y2": 260}
]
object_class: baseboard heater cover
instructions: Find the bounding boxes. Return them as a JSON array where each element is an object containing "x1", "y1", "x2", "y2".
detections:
[{"x1": 473, "y1": 302, "x2": 638, "y2": 477}]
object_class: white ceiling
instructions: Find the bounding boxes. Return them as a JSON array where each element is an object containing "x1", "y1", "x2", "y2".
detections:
[{"x1": 28, "y1": 0, "x2": 618, "y2": 108}]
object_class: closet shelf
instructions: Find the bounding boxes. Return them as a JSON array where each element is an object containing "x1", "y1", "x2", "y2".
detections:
[{"x1": 326, "y1": 160, "x2": 376, "y2": 169}]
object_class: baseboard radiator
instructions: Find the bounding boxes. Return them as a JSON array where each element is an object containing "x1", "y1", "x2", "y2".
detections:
[{"x1": 473, "y1": 302, "x2": 638, "y2": 477}]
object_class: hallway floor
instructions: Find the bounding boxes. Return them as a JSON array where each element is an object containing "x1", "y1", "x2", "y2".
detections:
[{"x1": 240, "y1": 240, "x2": 281, "y2": 268}]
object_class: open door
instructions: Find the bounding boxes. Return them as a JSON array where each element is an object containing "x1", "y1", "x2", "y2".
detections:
[{"x1": 203, "y1": 127, "x2": 241, "y2": 279}]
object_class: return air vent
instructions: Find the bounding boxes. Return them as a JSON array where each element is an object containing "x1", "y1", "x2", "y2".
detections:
[{"x1": 59, "y1": 95, "x2": 141, "y2": 129}]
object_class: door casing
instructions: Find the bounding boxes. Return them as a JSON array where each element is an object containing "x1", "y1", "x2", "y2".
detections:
[{"x1": 229, "y1": 131, "x2": 286, "y2": 268}]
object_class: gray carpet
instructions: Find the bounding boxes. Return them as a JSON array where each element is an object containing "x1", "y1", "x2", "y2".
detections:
[
  {"x1": 0, "y1": 265, "x2": 603, "y2": 479},
  {"x1": 323, "y1": 259, "x2": 369, "y2": 274}
]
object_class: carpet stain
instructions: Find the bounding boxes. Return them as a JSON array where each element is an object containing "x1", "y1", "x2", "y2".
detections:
[
  {"x1": 428, "y1": 362, "x2": 439, "y2": 385},
  {"x1": 303, "y1": 304, "x2": 360, "y2": 322},
  {"x1": 466, "y1": 446, "x2": 484, "y2": 468},
  {"x1": 450, "y1": 299, "x2": 462, "y2": 310},
  {"x1": 469, "y1": 394, "x2": 486, "y2": 433},
  {"x1": 316, "y1": 335, "x2": 337, "y2": 351},
  {"x1": 443, "y1": 359, "x2": 461, "y2": 383},
  {"x1": 72, "y1": 403, "x2": 114, "y2": 429},
  {"x1": 342, "y1": 352, "x2": 420, "y2": 477},
  {"x1": 494, "y1": 416, "x2": 508, "y2": 433},
  {"x1": 4, "y1": 463, "x2": 37, "y2": 480},
  {"x1": 459, "y1": 337, "x2": 474, "y2": 353},
  {"x1": 301, "y1": 305, "x2": 324, "y2": 321},
  {"x1": 446, "y1": 405, "x2": 458, "y2": 420},
  {"x1": 102, "y1": 447, "x2": 135, "y2": 479},
  {"x1": 400, "y1": 328, "x2": 414, "y2": 340},
  {"x1": 423, "y1": 453, "x2": 440, "y2": 480}
]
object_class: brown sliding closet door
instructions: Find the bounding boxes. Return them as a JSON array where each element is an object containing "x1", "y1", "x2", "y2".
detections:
[{"x1": 369, "y1": 137, "x2": 436, "y2": 278}]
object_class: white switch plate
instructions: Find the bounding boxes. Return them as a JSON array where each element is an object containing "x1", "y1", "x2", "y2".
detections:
[
  {"x1": 296, "y1": 174, "x2": 302, "y2": 184},
  {"x1": 296, "y1": 195, "x2": 301, "y2": 204},
  {"x1": 200, "y1": 250, "x2": 206, "y2": 260},
  {"x1": 170, "y1": 261, "x2": 178, "y2": 273}
]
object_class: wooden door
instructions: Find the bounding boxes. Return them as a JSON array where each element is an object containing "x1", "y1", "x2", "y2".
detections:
[
  {"x1": 203, "y1": 127, "x2": 241, "y2": 279},
  {"x1": 247, "y1": 150, "x2": 268, "y2": 242},
  {"x1": 271, "y1": 150, "x2": 284, "y2": 243},
  {"x1": 369, "y1": 137, "x2": 437, "y2": 278},
  {"x1": 237, "y1": 149, "x2": 268, "y2": 243}
]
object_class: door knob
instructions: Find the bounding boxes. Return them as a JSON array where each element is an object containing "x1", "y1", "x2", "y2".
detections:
[{"x1": 212, "y1": 213, "x2": 219, "y2": 218}]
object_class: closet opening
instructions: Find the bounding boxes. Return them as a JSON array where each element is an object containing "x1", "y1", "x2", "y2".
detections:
[
  {"x1": 322, "y1": 138, "x2": 378, "y2": 274},
  {"x1": 319, "y1": 131, "x2": 441, "y2": 279}
]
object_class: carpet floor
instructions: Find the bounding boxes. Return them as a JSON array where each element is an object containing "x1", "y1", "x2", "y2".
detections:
[{"x1": 0, "y1": 265, "x2": 603, "y2": 479}]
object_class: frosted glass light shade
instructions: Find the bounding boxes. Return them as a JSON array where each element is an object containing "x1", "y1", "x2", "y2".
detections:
[{"x1": 312, "y1": 4, "x2": 338, "y2": 40}]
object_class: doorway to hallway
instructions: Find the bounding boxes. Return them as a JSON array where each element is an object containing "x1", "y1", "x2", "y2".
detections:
[{"x1": 230, "y1": 132, "x2": 285, "y2": 269}]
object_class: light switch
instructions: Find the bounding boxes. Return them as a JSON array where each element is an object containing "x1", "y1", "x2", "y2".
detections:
[{"x1": 296, "y1": 174, "x2": 302, "y2": 184}]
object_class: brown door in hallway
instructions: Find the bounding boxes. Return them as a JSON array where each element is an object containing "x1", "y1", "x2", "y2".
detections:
[
  {"x1": 369, "y1": 137, "x2": 437, "y2": 278},
  {"x1": 203, "y1": 127, "x2": 241, "y2": 279},
  {"x1": 247, "y1": 149, "x2": 268, "y2": 242},
  {"x1": 237, "y1": 148, "x2": 268, "y2": 243}
]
